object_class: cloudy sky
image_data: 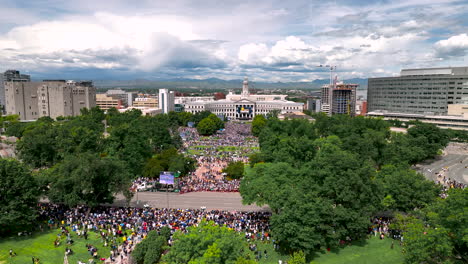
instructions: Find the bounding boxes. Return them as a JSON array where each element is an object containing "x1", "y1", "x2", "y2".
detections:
[{"x1": 0, "y1": 0, "x2": 468, "y2": 81}]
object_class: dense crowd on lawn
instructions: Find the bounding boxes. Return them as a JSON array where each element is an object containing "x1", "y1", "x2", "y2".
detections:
[
  {"x1": 35, "y1": 203, "x2": 271, "y2": 264},
  {"x1": 177, "y1": 122, "x2": 258, "y2": 193}
]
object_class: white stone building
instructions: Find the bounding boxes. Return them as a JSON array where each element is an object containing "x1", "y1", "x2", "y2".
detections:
[{"x1": 184, "y1": 78, "x2": 303, "y2": 120}]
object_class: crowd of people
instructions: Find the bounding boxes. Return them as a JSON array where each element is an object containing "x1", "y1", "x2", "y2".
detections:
[
  {"x1": 179, "y1": 176, "x2": 240, "y2": 193},
  {"x1": 36, "y1": 203, "x2": 271, "y2": 264},
  {"x1": 177, "y1": 122, "x2": 258, "y2": 193},
  {"x1": 434, "y1": 166, "x2": 466, "y2": 198}
]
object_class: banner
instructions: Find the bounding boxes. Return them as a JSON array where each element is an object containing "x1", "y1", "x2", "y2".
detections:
[{"x1": 159, "y1": 172, "x2": 175, "y2": 185}]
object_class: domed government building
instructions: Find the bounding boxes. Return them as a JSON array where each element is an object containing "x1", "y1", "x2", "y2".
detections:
[{"x1": 184, "y1": 78, "x2": 304, "y2": 120}]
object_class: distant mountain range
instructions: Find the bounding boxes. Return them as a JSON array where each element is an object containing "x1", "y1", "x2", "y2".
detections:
[{"x1": 93, "y1": 77, "x2": 368, "y2": 91}]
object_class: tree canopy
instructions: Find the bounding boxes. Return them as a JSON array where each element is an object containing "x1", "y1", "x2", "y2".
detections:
[
  {"x1": 162, "y1": 220, "x2": 252, "y2": 264},
  {"x1": 132, "y1": 227, "x2": 171, "y2": 264},
  {"x1": 47, "y1": 153, "x2": 132, "y2": 207},
  {"x1": 0, "y1": 159, "x2": 39, "y2": 236},
  {"x1": 143, "y1": 148, "x2": 196, "y2": 178},
  {"x1": 242, "y1": 114, "x2": 446, "y2": 258},
  {"x1": 251, "y1": 115, "x2": 267, "y2": 137},
  {"x1": 377, "y1": 165, "x2": 440, "y2": 212},
  {"x1": 222, "y1": 161, "x2": 245, "y2": 179},
  {"x1": 394, "y1": 188, "x2": 467, "y2": 263},
  {"x1": 197, "y1": 118, "x2": 218, "y2": 136}
]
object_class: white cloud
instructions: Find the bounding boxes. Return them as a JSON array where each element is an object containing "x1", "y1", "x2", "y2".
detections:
[
  {"x1": 0, "y1": 0, "x2": 467, "y2": 81},
  {"x1": 434, "y1": 34, "x2": 468, "y2": 58},
  {"x1": 0, "y1": 12, "x2": 227, "y2": 72},
  {"x1": 238, "y1": 43, "x2": 269, "y2": 65}
]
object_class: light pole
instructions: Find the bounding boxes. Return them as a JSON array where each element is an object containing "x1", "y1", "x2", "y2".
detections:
[{"x1": 317, "y1": 65, "x2": 337, "y2": 116}]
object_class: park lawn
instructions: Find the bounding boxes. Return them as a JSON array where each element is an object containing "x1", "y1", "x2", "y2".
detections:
[
  {"x1": 0, "y1": 229, "x2": 124, "y2": 264},
  {"x1": 310, "y1": 236, "x2": 404, "y2": 264},
  {"x1": 250, "y1": 236, "x2": 403, "y2": 264}
]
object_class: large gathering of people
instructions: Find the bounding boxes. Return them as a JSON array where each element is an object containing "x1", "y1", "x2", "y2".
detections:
[
  {"x1": 177, "y1": 122, "x2": 258, "y2": 193},
  {"x1": 433, "y1": 166, "x2": 466, "y2": 198},
  {"x1": 35, "y1": 203, "x2": 271, "y2": 264}
]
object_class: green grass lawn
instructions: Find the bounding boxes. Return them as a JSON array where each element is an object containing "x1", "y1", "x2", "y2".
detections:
[
  {"x1": 0, "y1": 230, "x2": 403, "y2": 264},
  {"x1": 310, "y1": 236, "x2": 404, "y2": 264},
  {"x1": 251, "y1": 236, "x2": 403, "y2": 264},
  {"x1": 0, "y1": 229, "x2": 125, "y2": 264}
]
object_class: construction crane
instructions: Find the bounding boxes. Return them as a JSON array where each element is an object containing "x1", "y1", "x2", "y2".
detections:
[{"x1": 317, "y1": 65, "x2": 337, "y2": 116}]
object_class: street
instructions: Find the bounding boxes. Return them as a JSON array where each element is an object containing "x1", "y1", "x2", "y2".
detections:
[{"x1": 112, "y1": 191, "x2": 269, "y2": 211}]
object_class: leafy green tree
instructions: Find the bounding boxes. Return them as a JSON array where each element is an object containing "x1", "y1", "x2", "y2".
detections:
[
  {"x1": 197, "y1": 117, "x2": 218, "y2": 136},
  {"x1": 80, "y1": 107, "x2": 106, "y2": 123},
  {"x1": 105, "y1": 122, "x2": 153, "y2": 176},
  {"x1": 132, "y1": 227, "x2": 171, "y2": 264},
  {"x1": 241, "y1": 137, "x2": 381, "y2": 256},
  {"x1": 377, "y1": 165, "x2": 440, "y2": 212},
  {"x1": 445, "y1": 129, "x2": 468, "y2": 142},
  {"x1": 168, "y1": 111, "x2": 194, "y2": 127},
  {"x1": 208, "y1": 113, "x2": 224, "y2": 130},
  {"x1": 407, "y1": 122, "x2": 449, "y2": 160},
  {"x1": 289, "y1": 251, "x2": 306, "y2": 264},
  {"x1": 192, "y1": 111, "x2": 212, "y2": 124},
  {"x1": 48, "y1": 153, "x2": 132, "y2": 207},
  {"x1": 0, "y1": 159, "x2": 39, "y2": 236},
  {"x1": 394, "y1": 188, "x2": 467, "y2": 263},
  {"x1": 248, "y1": 152, "x2": 266, "y2": 168},
  {"x1": 17, "y1": 121, "x2": 59, "y2": 168},
  {"x1": 143, "y1": 148, "x2": 195, "y2": 178},
  {"x1": 163, "y1": 220, "x2": 251, "y2": 264},
  {"x1": 251, "y1": 115, "x2": 267, "y2": 137},
  {"x1": 222, "y1": 161, "x2": 245, "y2": 179},
  {"x1": 382, "y1": 132, "x2": 427, "y2": 165},
  {"x1": 402, "y1": 217, "x2": 453, "y2": 264},
  {"x1": 55, "y1": 116, "x2": 104, "y2": 160},
  {"x1": 0, "y1": 114, "x2": 19, "y2": 131},
  {"x1": 177, "y1": 111, "x2": 194, "y2": 127},
  {"x1": 106, "y1": 107, "x2": 142, "y2": 127},
  {"x1": 4, "y1": 121, "x2": 29, "y2": 138},
  {"x1": 426, "y1": 188, "x2": 468, "y2": 262}
]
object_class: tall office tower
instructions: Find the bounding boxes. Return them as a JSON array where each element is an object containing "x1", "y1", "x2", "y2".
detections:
[
  {"x1": 158, "y1": 89, "x2": 175, "y2": 114},
  {"x1": 368, "y1": 67, "x2": 468, "y2": 115},
  {"x1": 320, "y1": 83, "x2": 357, "y2": 116},
  {"x1": 0, "y1": 70, "x2": 31, "y2": 113},
  {"x1": 5, "y1": 80, "x2": 96, "y2": 120}
]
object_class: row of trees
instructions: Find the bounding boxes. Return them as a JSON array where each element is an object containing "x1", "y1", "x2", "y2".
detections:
[
  {"x1": 241, "y1": 114, "x2": 463, "y2": 261},
  {"x1": 0, "y1": 108, "x2": 206, "y2": 235}
]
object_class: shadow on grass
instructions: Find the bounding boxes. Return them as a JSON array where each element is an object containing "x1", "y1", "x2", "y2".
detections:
[{"x1": 309, "y1": 237, "x2": 370, "y2": 260}]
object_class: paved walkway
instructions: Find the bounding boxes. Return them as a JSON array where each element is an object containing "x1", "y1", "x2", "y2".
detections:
[
  {"x1": 112, "y1": 191, "x2": 269, "y2": 211},
  {"x1": 417, "y1": 154, "x2": 468, "y2": 184}
]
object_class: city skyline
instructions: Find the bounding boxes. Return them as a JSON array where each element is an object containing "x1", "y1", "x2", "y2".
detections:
[{"x1": 0, "y1": 0, "x2": 468, "y2": 81}]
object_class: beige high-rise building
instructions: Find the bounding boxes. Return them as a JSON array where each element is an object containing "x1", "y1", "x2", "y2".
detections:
[
  {"x1": 96, "y1": 94, "x2": 122, "y2": 110},
  {"x1": 5, "y1": 80, "x2": 96, "y2": 120},
  {"x1": 133, "y1": 97, "x2": 158, "y2": 108}
]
